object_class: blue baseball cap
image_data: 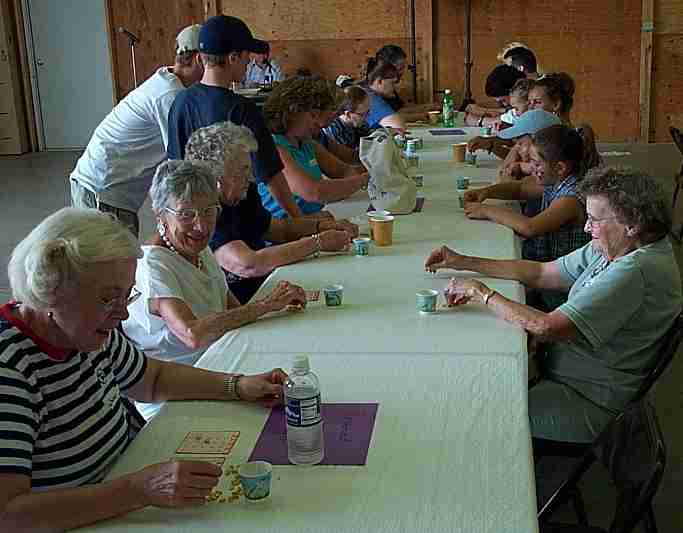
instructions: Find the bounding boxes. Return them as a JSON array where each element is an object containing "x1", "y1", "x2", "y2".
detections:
[
  {"x1": 497, "y1": 109, "x2": 562, "y2": 139},
  {"x1": 199, "y1": 15, "x2": 268, "y2": 55}
]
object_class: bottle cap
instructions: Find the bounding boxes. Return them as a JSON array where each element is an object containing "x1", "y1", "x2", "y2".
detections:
[
  {"x1": 292, "y1": 354, "x2": 310, "y2": 372},
  {"x1": 444, "y1": 89, "x2": 451, "y2": 94}
]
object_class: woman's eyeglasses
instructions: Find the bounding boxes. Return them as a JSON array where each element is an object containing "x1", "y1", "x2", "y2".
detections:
[
  {"x1": 586, "y1": 214, "x2": 619, "y2": 227},
  {"x1": 100, "y1": 287, "x2": 142, "y2": 313},
  {"x1": 164, "y1": 205, "x2": 221, "y2": 224}
]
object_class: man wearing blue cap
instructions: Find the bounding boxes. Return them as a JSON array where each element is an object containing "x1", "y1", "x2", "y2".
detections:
[{"x1": 167, "y1": 15, "x2": 302, "y2": 218}]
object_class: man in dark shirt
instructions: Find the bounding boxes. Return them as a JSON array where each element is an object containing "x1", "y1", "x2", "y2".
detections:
[{"x1": 167, "y1": 15, "x2": 303, "y2": 218}]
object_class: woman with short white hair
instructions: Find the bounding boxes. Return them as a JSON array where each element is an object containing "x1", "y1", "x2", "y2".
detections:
[
  {"x1": 186, "y1": 121, "x2": 356, "y2": 303},
  {"x1": 0, "y1": 207, "x2": 289, "y2": 529},
  {"x1": 122, "y1": 160, "x2": 306, "y2": 417}
]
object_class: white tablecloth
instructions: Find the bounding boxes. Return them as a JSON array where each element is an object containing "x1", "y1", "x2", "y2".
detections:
[
  {"x1": 85, "y1": 126, "x2": 538, "y2": 533},
  {"x1": 85, "y1": 352, "x2": 535, "y2": 533}
]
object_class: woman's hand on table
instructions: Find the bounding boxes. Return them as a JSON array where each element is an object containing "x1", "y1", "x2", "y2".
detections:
[
  {"x1": 444, "y1": 279, "x2": 489, "y2": 307},
  {"x1": 463, "y1": 201, "x2": 490, "y2": 220},
  {"x1": 326, "y1": 218, "x2": 359, "y2": 238},
  {"x1": 319, "y1": 229, "x2": 352, "y2": 252},
  {"x1": 263, "y1": 280, "x2": 307, "y2": 312},
  {"x1": 237, "y1": 368, "x2": 288, "y2": 405},
  {"x1": 424, "y1": 245, "x2": 466, "y2": 273},
  {"x1": 464, "y1": 188, "x2": 488, "y2": 203},
  {"x1": 467, "y1": 136, "x2": 492, "y2": 153},
  {"x1": 130, "y1": 460, "x2": 222, "y2": 508}
]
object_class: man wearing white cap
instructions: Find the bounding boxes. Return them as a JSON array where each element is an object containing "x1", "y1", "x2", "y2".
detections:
[{"x1": 69, "y1": 25, "x2": 205, "y2": 237}]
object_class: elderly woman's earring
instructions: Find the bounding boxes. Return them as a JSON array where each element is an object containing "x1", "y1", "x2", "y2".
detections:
[{"x1": 157, "y1": 220, "x2": 166, "y2": 237}]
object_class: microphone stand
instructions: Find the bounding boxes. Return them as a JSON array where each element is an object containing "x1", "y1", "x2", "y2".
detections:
[
  {"x1": 118, "y1": 27, "x2": 140, "y2": 89},
  {"x1": 459, "y1": 0, "x2": 475, "y2": 111}
]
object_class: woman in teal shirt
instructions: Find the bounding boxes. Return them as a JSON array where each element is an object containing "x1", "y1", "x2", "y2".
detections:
[{"x1": 259, "y1": 77, "x2": 368, "y2": 219}]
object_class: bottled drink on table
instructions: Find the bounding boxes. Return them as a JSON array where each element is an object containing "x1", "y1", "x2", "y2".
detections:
[
  {"x1": 284, "y1": 355, "x2": 324, "y2": 465},
  {"x1": 442, "y1": 89, "x2": 455, "y2": 127}
]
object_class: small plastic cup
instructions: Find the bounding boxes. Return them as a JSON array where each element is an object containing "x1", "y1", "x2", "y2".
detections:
[
  {"x1": 394, "y1": 134, "x2": 406, "y2": 148},
  {"x1": 428, "y1": 111, "x2": 441, "y2": 125},
  {"x1": 416, "y1": 289, "x2": 438, "y2": 313},
  {"x1": 457, "y1": 190, "x2": 466, "y2": 209},
  {"x1": 238, "y1": 461, "x2": 273, "y2": 502},
  {"x1": 452, "y1": 143, "x2": 467, "y2": 163},
  {"x1": 371, "y1": 215, "x2": 395, "y2": 246},
  {"x1": 456, "y1": 176, "x2": 470, "y2": 190},
  {"x1": 323, "y1": 284, "x2": 344, "y2": 306},
  {"x1": 353, "y1": 237, "x2": 370, "y2": 256}
]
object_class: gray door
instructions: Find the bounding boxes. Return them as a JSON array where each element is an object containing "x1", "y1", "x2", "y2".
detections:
[{"x1": 27, "y1": 0, "x2": 114, "y2": 150}]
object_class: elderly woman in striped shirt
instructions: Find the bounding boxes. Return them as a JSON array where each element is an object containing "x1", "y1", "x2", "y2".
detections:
[{"x1": 0, "y1": 207, "x2": 287, "y2": 530}]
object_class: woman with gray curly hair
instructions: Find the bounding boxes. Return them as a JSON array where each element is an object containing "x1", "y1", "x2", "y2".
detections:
[
  {"x1": 0, "y1": 207, "x2": 294, "y2": 529},
  {"x1": 122, "y1": 160, "x2": 305, "y2": 418},
  {"x1": 260, "y1": 76, "x2": 369, "y2": 219},
  {"x1": 186, "y1": 121, "x2": 357, "y2": 303},
  {"x1": 425, "y1": 167, "x2": 681, "y2": 445}
]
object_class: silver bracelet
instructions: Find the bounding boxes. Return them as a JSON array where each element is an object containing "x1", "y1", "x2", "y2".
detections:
[
  {"x1": 483, "y1": 290, "x2": 497, "y2": 306},
  {"x1": 223, "y1": 374, "x2": 244, "y2": 401},
  {"x1": 310, "y1": 233, "x2": 321, "y2": 257}
]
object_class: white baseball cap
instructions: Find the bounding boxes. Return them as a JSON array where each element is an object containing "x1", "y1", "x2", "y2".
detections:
[{"x1": 176, "y1": 24, "x2": 201, "y2": 53}]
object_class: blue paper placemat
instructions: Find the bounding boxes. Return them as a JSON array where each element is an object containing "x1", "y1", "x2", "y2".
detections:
[{"x1": 429, "y1": 129, "x2": 467, "y2": 136}]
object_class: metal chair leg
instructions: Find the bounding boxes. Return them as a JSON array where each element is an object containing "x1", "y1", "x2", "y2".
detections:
[
  {"x1": 643, "y1": 503, "x2": 659, "y2": 533},
  {"x1": 570, "y1": 488, "x2": 589, "y2": 526}
]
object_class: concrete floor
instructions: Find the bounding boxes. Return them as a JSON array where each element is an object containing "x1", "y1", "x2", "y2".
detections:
[{"x1": 0, "y1": 146, "x2": 681, "y2": 531}]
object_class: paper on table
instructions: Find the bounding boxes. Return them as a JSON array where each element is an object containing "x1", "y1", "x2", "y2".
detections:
[
  {"x1": 249, "y1": 403, "x2": 379, "y2": 465},
  {"x1": 429, "y1": 129, "x2": 467, "y2": 136}
]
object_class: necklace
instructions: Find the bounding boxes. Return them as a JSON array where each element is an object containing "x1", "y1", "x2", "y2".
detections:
[{"x1": 161, "y1": 232, "x2": 203, "y2": 271}]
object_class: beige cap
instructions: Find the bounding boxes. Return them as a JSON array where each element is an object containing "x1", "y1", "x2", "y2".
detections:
[{"x1": 176, "y1": 24, "x2": 201, "y2": 53}]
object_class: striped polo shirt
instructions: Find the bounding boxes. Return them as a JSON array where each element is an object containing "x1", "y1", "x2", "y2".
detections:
[{"x1": 0, "y1": 303, "x2": 147, "y2": 490}]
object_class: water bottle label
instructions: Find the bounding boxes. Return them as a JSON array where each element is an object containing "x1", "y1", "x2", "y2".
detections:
[{"x1": 286, "y1": 394, "x2": 322, "y2": 427}]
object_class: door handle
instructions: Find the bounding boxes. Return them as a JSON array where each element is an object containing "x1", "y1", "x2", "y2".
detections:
[{"x1": 36, "y1": 58, "x2": 45, "y2": 66}]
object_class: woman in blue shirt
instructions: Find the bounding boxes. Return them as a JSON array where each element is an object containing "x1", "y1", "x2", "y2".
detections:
[
  {"x1": 259, "y1": 77, "x2": 368, "y2": 219},
  {"x1": 364, "y1": 61, "x2": 407, "y2": 131}
]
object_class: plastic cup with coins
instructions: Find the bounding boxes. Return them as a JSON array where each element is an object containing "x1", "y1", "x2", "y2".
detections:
[
  {"x1": 238, "y1": 461, "x2": 272, "y2": 503},
  {"x1": 416, "y1": 289, "x2": 439, "y2": 313},
  {"x1": 428, "y1": 111, "x2": 441, "y2": 125},
  {"x1": 353, "y1": 237, "x2": 370, "y2": 256},
  {"x1": 323, "y1": 284, "x2": 344, "y2": 306}
]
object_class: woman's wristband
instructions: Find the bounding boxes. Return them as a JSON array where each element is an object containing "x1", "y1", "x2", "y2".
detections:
[{"x1": 223, "y1": 374, "x2": 244, "y2": 401}]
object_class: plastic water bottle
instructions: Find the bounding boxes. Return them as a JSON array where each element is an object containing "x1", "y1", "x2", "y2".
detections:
[
  {"x1": 442, "y1": 89, "x2": 455, "y2": 127},
  {"x1": 284, "y1": 355, "x2": 324, "y2": 465}
]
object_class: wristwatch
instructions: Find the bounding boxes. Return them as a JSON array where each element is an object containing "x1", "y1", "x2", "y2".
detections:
[
  {"x1": 483, "y1": 290, "x2": 497, "y2": 306},
  {"x1": 478, "y1": 116, "x2": 485, "y2": 127},
  {"x1": 223, "y1": 374, "x2": 244, "y2": 401}
]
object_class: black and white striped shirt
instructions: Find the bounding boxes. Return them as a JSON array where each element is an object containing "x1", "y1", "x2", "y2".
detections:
[{"x1": 0, "y1": 303, "x2": 147, "y2": 490}]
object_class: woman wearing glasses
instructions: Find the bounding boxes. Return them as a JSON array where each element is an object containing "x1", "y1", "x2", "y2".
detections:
[
  {"x1": 425, "y1": 168, "x2": 681, "y2": 445},
  {"x1": 0, "y1": 207, "x2": 292, "y2": 529},
  {"x1": 321, "y1": 85, "x2": 371, "y2": 151},
  {"x1": 122, "y1": 160, "x2": 305, "y2": 418}
]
